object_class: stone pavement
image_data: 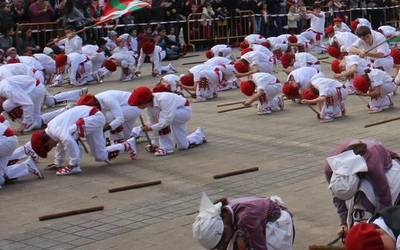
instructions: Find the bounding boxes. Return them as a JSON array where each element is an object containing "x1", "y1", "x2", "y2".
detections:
[{"x1": 1, "y1": 51, "x2": 400, "y2": 250}]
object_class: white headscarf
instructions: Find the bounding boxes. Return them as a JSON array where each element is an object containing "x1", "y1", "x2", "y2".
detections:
[
  {"x1": 192, "y1": 192, "x2": 224, "y2": 249},
  {"x1": 327, "y1": 150, "x2": 368, "y2": 200}
]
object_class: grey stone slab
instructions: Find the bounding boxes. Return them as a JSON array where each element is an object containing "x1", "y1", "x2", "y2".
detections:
[
  {"x1": 28, "y1": 228, "x2": 53, "y2": 236},
  {"x1": 59, "y1": 225, "x2": 86, "y2": 234},
  {"x1": 40, "y1": 231, "x2": 68, "y2": 240},
  {"x1": 106, "y1": 227, "x2": 132, "y2": 235},
  {"x1": 110, "y1": 219, "x2": 134, "y2": 227},
  {"x1": 48, "y1": 223, "x2": 73, "y2": 231},
  {"x1": 72, "y1": 228, "x2": 100, "y2": 237},
  {"x1": 50, "y1": 244, "x2": 75, "y2": 250},
  {"x1": 52, "y1": 234, "x2": 81, "y2": 244},
  {"x1": 1, "y1": 242, "x2": 30, "y2": 250},
  {"x1": 91, "y1": 224, "x2": 119, "y2": 232},
  {"x1": 79, "y1": 221, "x2": 104, "y2": 229},
  {"x1": 5, "y1": 233, "x2": 35, "y2": 242},
  {"x1": 0, "y1": 240, "x2": 13, "y2": 248},
  {"x1": 96, "y1": 216, "x2": 120, "y2": 224},
  {"x1": 21, "y1": 237, "x2": 59, "y2": 248},
  {"x1": 68, "y1": 237, "x2": 95, "y2": 246},
  {"x1": 87, "y1": 232, "x2": 114, "y2": 241},
  {"x1": 124, "y1": 221, "x2": 147, "y2": 230}
]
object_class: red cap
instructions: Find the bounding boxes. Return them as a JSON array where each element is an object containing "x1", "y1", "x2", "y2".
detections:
[
  {"x1": 261, "y1": 41, "x2": 271, "y2": 49},
  {"x1": 234, "y1": 60, "x2": 249, "y2": 73},
  {"x1": 128, "y1": 86, "x2": 153, "y2": 106},
  {"x1": 103, "y1": 59, "x2": 117, "y2": 72},
  {"x1": 142, "y1": 42, "x2": 155, "y2": 54},
  {"x1": 180, "y1": 74, "x2": 194, "y2": 86},
  {"x1": 331, "y1": 59, "x2": 342, "y2": 74},
  {"x1": 353, "y1": 75, "x2": 370, "y2": 93},
  {"x1": 325, "y1": 25, "x2": 334, "y2": 34},
  {"x1": 281, "y1": 53, "x2": 294, "y2": 69},
  {"x1": 345, "y1": 223, "x2": 384, "y2": 250},
  {"x1": 7, "y1": 58, "x2": 20, "y2": 64},
  {"x1": 76, "y1": 94, "x2": 100, "y2": 109},
  {"x1": 205, "y1": 50, "x2": 214, "y2": 59},
  {"x1": 240, "y1": 80, "x2": 256, "y2": 96},
  {"x1": 240, "y1": 47, "x2": 253, "y2": 56},
  {"x1": 391, "y1": 48, "x2": 400, "y2": 65},
  {"x1": 152, "y1": 84, "x2": 171, "y2": 93},
  {"x1": 240, "y1": 41, "x2": 249, "y2": 50},
  {"x1": 55, "y1": 54, "x2": 67, "y2": 68},
  {"x1": 301, "y1": 88, "x2": 318, "y2": 100},
  {"x1": 351, "y1": 20, "x2": 359, "y2": 31},
  {"x1": 288, "y1": 35, "x2": 298, "y2": 44},
  {"x1": 327, "y1": 45, "x2": 341, "y2": 59},
  {"x1": 30, "y1": 130, "x2": 49, "y2": 158},
  {"x1": 282, "y1": 82, "x2": 299, "y2": 99}
]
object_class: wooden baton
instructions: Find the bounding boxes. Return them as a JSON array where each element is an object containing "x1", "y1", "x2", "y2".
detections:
[
  {"x1": 307, "y1": 105, "x2": 320, "y2": 115},
  {"x1": 213, "y1": 167, "x2": 259, "y2": 179},
  {"x1": 108, "y1": 180, "x2": 162, "y2": 193},
  {"x1": 216, "y1": 101, "x2": 245, "y2": 107},
  {"x1": 364, "y1": 116, "x2": 400, "y2": 128},
  {"x1": 218, "y1": 106, "x2": 251, "y2": 113},
  {"x1": 181, "y1": 54, "x2": 200, "y2": 59},
  {"x1": 39, "y1": 206, "x2": 104, "y2": 221},
  {"x1": 139, "y1": 115, "x2": 154, "y2": 151},
  {"x1": 182, "y1": 61, "x2": 205, "y2": 66}
]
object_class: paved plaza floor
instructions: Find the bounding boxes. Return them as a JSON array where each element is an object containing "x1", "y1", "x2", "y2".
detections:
[{"x1": 1, "y1": 50, "x2": 399, "y2": 250}]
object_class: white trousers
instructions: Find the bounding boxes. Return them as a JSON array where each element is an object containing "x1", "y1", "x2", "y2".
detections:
[
  {"x1": 43, "y1": 88, "x2": 86, "y2": 107},
  {"x1": 70, "y1": 61, "x2": 94, "y2": 86},
  {"x1": 196, "y1": 77, "x2": 218, "y2": 101},
  {"x1": 370, "y1": 56, "x2": 394, "y2": 73},
  {"x1": 369, "y1": 83, "x2": 396, "y2": 110}
]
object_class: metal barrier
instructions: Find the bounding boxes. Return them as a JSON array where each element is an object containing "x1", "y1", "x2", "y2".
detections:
[
  {"x1": 187, "y1": 11, "x2": 255, "y2": 50},
  {"x1": 15, "y1": 22, "x2": 62, "y2": 51}
]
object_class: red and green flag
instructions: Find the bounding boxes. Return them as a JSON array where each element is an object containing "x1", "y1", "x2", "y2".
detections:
[
  {"x1": 100, "y1": 0, "x2": 152, "y2": 22},
  {"x1": 387, "y1": 36, "x2": 400, "y2": 43}
]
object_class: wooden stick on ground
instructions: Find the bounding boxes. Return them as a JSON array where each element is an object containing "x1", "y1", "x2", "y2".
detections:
[
  {"x1": 307, "y1": 105, "x2": 320, "y2": 115},
  {"x1": 364, "y1": 116, "x2": 400, "y2": 128},
  {"x1": 108, "y1": 180, "x2": 162, "y2": 193},
  {"x1": 216, "y1": 100, "x2": 245, "y2": 107},
  {"x1": 39, "y1": 206, "x2": 104, "y2": 221},
  {"x1": 317, "y1": 56, "x2": 329, "y2": 61},
  {"x1": 181, "y1": 54, "x2": 200, "y2": 59},
  {"x1": 320, "y1": 60, "x2": 332, "y2": 64},
  {"x1": 182, "y1": 61, "x2": 205, "y2": 66},
  {"x1": 214, "y1": 167, "x2": 259, "y2": 179},
  {"x1": 218, "y1": 106, "x2": 251, "y2": 113},
  {"x1": 139, "y1": 115, "x2": 154, "y2": 152}
]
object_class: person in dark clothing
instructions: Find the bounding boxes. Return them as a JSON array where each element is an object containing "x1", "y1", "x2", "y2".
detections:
[
  {"x1": 157, "y1": 26, "x2": 180, "y2": 60},
  {"x1": 265, "y1": 0, "x2": 281, "y2": 37},
  {"x1": 11, "y1": 0, "x2": 29, "y2": 23},
  {"x1": 0, "y1": 2, "x2": 16, "y2": 30}
]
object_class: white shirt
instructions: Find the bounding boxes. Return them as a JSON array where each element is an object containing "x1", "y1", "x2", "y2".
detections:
[
  {"x1": 245, "y1": 34, "x2": 267, "y2": 45},
  {"x1": 250, "y1": 44, "x2": 274, "y2": 58},
  {"x1": 367, "y1": 69, "x2": 393, "y2": 88},
  {"x1": 105, "y1": 37, "x2": 117, "y2": 51},
  {"x1": 33, "y1": 53, "x2": 56, "y2": 74},
  {"x1": 331, "y1": 32, "x2": 358, "y2": 52},
  {"x1": 149, "y1": 93, "x2": 188, "y2": 131},
  {"x1": 251, "y1": 72, "x2": 282, "y2": 100},
  {"x1": 294, "y1": 52, "x2": 318, "y2": 68},
  {"x1": 378, "y1": 25, "x2": 399, "y2": 38},
  {"x1": 287, "y1": 67, "x2": 318, "y2": 90},
  {"x1": 0, "y1": 63, "x2": 33, "y2": 81},
  {"x1": 311, "y1": 77, "x2": 342, "y2": 97},
  {"x1": 334, "y1": 22, "x2": 351, "y2": 33},
  {"x1": 211, "y1": 44, "x2": 232, "y2": 58},
  {"x1": 111, "y1": 50, "x2": 136, "y2": 66},
  {"x1": 18, "y1": 56, "x2": 44, "y2": 71},
  {"x1": 161, "y1": 74, "x2": 180, "y2": 92},
  {"x1": 344, "y1": 55, "x2": 369, "y2": 75},
  {"x1": 241, "y1": 51, "x2": 269, "y2": 67},
  {"x1": 58, "y1": 35, "x2": 83, "y2": 55},
  {"x1": 0, "y1": 75, "x2": 36, "y2": 125},
  {"x1": 95, "y1": 90, "x2": 139, "y2": 130},
  {"x1": 82, "y1": 45, "x2": 106, "y2": 70},
  {"x1": 306, "y1": 12, "x2": 325, "y2": 33},
  {"x1": 352, "y1": 30, "x2": 390, "y2": 57},
  {"x1": 46, "y1": 105, "x2": 97, "y2": 166},
  {"x1": 204, "y1": 57, "x2": 232, "y2": 67},
  {"x1": 189, "y1": 64, "x2": 214, "y2": 75}
]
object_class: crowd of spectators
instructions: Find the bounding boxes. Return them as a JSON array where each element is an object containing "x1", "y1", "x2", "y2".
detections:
[{"x1": 0, "y1": 0, "x2": 399, "y2": 52}]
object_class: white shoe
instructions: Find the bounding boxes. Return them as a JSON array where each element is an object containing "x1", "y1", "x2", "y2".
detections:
[
  {"x1": 154, "y1": 148, "x2": 174, "y2": 156},
  {"x1": 121, "y1": 74, "x2": 133, "y2": 82},
  {"x1": 80, "y1": 87, "x2": 89, "y2": 96},
  {"x1": 257, "y1": 108, "x2": 272, "y2": 115},
  {"x1": 56, "y1": 166, "x2": 82, "y2": 176},
  {"x1": 278, "y1": 96, "x2": 284, "y2": 111},
  {"x1": 169, "y1": 64, "x2": 178, "y2": 73},
  {"x1": 124, "y1": 139, "x2": 137, "y2": 160},
  {"x1": 27, "y1": 158, "x2": 44, "y2": 179}
]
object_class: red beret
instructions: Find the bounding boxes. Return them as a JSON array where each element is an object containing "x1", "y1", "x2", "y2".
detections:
[
  {"x1": 281, "y1": 53, "x2": 294, "y2": 69},
  {"x1": 288, "y1": 35, "x2": 298, "y2": 44},
  {"x1": 282, "y1": 82, "x2": 299, "y2": 99},
  {"x1": 325, "y1": 25, "x2": 334, "y2": 34},
  {"x1": 128, "y1": 86, "x2": 153, "y2": 106},
  {"x1": 390, "y1": 48, "x2": 400, "y2": 65},
  {"x1": 351, "y1": 20, "x2": 359, "y2": 31},
  {"x1": 76, "y1": 94, "x2": 100, "y2": 109},
  {"x1": 345, "y1": 223, "x2": 384, "y2": 250},
  {"x1": 353, "y1": 75, "x2": 370, "y2": 93},
  {"x1": 240, "y1": 41, "x2": 249, "y2": 50},
  {"x1": 301, "y1": 88, "x2": 318, "y2": 100},
  {"x1": 180, "y1": 74, "x2": 194, "y2": 86},
  {"x1": 205, "y1": 50, "x2": 214, "y2": 59},
  {"x1": 331, "y1": 59, "x2": 342, "y2": 74},
  {"x1": 240, "y1": 48, "x2": 253, "y2": 56},
  {"x1": 142, "y1": 42, "x2": 155, "y2": 55},
  {"x1": 152, "y1": 84, "x2": 171, "y2": 93},
  {"x1": 7, "y1": 57, "x2": 20, "y2": 64},
  {"x1": 327, "y1": 45, "x2": 341, "y2": 59},
  {"x1": 55, "y1": 54, "x2": 68, "y2": 68},
  {"x1": 234, "y1": 60, "x2": 249, "y2": 73},
  {"x1": 103, "y1": 59, "x2": 117, "y2": 72},
  {"x1": 240, "y1": 80, "x2": 256, "y2": 96},
  {"x1": 31, "y1": 130, "x2": 49, "y2": 158}
]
